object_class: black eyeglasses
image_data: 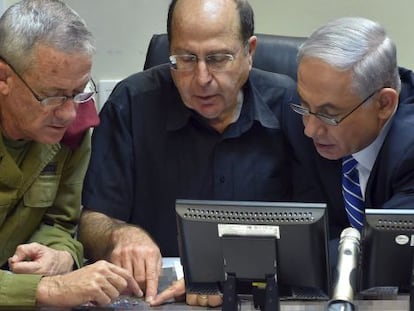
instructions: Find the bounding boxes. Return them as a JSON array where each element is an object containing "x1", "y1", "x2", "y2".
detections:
[
  {"x1": 0, "y1": 56, "x2": 97, "y2": 107},
  {"x1": 290, "y1": 89, "x2": 382, "y2": 126}
]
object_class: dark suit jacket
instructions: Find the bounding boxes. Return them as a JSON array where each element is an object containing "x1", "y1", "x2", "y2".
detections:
[{"x1": 284, "y1": 101, "x2": 414, "y2": 240}]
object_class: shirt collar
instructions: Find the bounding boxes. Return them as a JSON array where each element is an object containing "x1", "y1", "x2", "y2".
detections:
[
  {"x1": 166, "y1": 76, "x2": 280, "y2": 132},
  {"x1": 166, "y1": 89, "x2": 191, "y2": 131},
  {"x1": 352, "y1": 105, "x2": 397, "y2": 172},
  {"x1": 237, "y1": 77, "x2": 280, "y2": 130}
]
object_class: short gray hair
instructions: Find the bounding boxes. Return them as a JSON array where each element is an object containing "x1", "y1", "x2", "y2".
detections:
[
  {"x1": 0, "y1": 0, "x2": 95, "y2": 73},
  {"x1": 298, "y1": 17, "x2": 401, "y2": 98}
]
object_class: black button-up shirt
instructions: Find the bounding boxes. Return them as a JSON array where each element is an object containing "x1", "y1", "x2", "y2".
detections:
[{"x1": 83, "y1": 64, "x2": 300, "y2": 256}]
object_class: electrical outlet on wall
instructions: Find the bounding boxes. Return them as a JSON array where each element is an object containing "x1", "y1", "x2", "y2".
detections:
[{"x1": 98, "y1": 80, "x2": 120, "y2": 111}]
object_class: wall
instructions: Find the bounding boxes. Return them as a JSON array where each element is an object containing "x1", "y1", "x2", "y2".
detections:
[{"x1": 4, "y1": 1, "x2": 414, "y2": 104}]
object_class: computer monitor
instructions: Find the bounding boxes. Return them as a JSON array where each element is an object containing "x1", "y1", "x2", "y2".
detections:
[
  {"x1": 359, "y1": 208, "x2": 414, "y2": 298},
  {"x1": 175, "y1": 199, "x2": 331, "y2": 311}
]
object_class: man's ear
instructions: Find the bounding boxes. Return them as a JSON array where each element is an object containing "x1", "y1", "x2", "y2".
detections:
[
  {"x1": 0, "y1": 61, "x2": 11, "y2": 96},
  {"x1": 377, "y1": 87, "x2": 398, "y2": 120},
  {"x1": 247, "y1": 35, "x2": 257, "y2": 67}
]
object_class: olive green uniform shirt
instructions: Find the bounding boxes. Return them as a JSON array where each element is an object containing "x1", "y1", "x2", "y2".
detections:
[{"x1": 0, "y1": 131, "x2": 91, "y2": 306}]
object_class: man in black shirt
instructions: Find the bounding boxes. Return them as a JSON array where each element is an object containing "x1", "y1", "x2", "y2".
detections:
[{"x1": 79, "y1": 0, "x2": 316, "y2": 306}]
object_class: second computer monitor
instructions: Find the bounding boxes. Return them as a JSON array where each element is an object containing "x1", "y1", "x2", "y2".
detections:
[{"x1": 360, "y1": 208, "x2": 414, "y2": 296}]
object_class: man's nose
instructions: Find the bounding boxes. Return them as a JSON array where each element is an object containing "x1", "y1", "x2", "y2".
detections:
[
  {"x1": 54, "y1": 99, "x2": 78, "y2": 124},
  {"x1": 303, "y1": 114, "x2": 325, "y2": 139},
  {"x1": 194, "y1": 61, "x2": 213, "y2": 85}
]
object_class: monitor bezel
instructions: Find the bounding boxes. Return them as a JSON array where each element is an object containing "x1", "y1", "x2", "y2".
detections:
[{"x1": 175, "y1": 199, "x2": 331, "y2": 300}]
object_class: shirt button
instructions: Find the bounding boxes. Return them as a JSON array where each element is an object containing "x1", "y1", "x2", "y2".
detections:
[{"x1": 219, "y1": 176, "x2": 226, "y2": 183}]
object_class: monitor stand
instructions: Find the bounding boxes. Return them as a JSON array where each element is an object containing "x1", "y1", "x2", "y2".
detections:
[
  {"x1": 222, "y1": 273, "x2": 279, "y2": 311},
  {"x1": 220, "y1": 235, "x2": 279, "y2": 311},
  {"x1": 251, "y1": 274, "x2": 279, "y2": 311}
]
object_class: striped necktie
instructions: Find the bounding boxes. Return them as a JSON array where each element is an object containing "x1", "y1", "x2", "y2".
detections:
[{"x1": 342, "y1": 156, "x2": 364, "y2": 231}]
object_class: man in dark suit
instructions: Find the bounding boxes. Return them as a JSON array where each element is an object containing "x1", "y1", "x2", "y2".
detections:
[{"x1": 287, "y1": 16, "x2": 414, "y2": 240}]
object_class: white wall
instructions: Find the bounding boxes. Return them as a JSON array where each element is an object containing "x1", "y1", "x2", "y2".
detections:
[
  {"x1": 64, "y1": 0, "x2": 170, "y2": 82},
  {"x1": 252, "y1": 0, "x2": 413, "y2": 70}
]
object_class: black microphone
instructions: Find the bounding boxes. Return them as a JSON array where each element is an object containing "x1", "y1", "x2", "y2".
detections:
[{"x1": 327, "y1": 227, "x2": 361, "y2": 311}]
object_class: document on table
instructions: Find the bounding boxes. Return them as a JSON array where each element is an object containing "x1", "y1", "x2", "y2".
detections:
[
  {"x1": 109, "y1": 257, "x2": 183, "y2": 308},
  {"x1": 157, "y1": 257, "x2": 183, "y2": 291}
]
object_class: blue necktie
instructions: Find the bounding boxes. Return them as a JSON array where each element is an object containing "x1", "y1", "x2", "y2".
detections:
[{"x1": 342, "y1": 156, "x2": 364, "y2": 231}]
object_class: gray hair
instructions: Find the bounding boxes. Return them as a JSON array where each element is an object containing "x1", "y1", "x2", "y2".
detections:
[
  {"x1": 0, "y1": 0, "x2": 95, "y2": 73},
  {"x1": 298, "y1": 17, "x2": 401, "y2": 98}
]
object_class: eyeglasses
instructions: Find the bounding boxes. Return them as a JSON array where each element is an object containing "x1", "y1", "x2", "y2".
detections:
[
  {"x1": 169, "y1": 43, "x2": 248, "y2": 72},
  {"x1": 290, "y1": 89, "x2": 381, "y2": 126},
  {"x1": 0, "y1": 56, "x2": 97, "y2": 107}
]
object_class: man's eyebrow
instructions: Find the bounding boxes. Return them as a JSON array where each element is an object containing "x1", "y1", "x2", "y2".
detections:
[
  {"x1": 298, "y1": 95, "x2": 338, "y2": 110},
  {"x1": 42, "y1": 80, "x2": 90, "y2": 95}
]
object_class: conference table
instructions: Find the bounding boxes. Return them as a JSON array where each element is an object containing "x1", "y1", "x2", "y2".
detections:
[
  {"x1": 107, "y1": 295, "x2": 410, "y2": 311},
  {"x1": 9, "y1": 294, "x2": 404, "y2": 311},
  {"x1": 2, "y1": 258, "x2": 409, "y2": 311}
]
